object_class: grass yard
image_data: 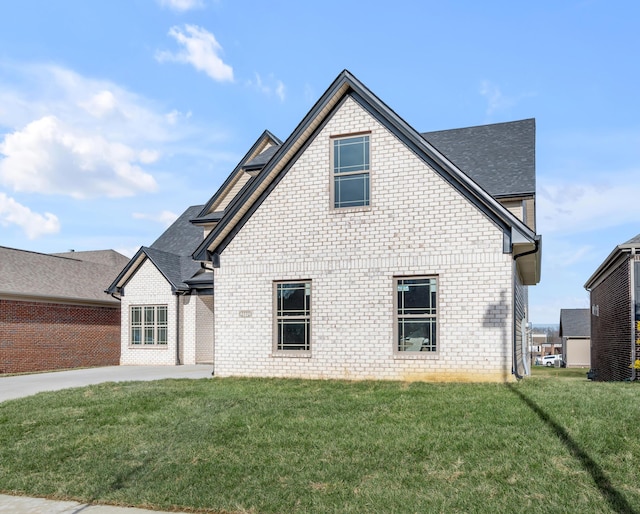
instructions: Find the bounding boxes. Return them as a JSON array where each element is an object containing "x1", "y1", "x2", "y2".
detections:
[{"x1": 1, "y1": 372, "x2": 639, "y2": 513}]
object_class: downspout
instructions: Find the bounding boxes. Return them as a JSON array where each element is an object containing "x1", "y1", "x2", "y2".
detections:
[
  {"x1": 176, "y1": 293, "x2": 181, "y2": 365},
  {"x1": 631, "y1": 251, "x2": 636, "y2": 381},
  {"x1": 512, "y1": 238, "x2": 540, "y2": 379},
  {"x1": 209, "y1": 251, "x2": 217, "y2": 377}
]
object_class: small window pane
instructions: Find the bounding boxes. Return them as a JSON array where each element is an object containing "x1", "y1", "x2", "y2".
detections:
[
  {"x1": 157, "y1": 306, "x2": 167, "y2": 325},
  {"x1": 398, "y1": 319, "x2": 436, "y2": 352},
  {"x1": 334, "y1": 136, "x2": 369, "y2": 174},
  {"x1": 279, "y1": 320, "x2": 310, "y2": 351},
  {"x1": 131, "y1": 327, "x2": 142, "y2": 345},
  {"x1": 334, "y1": 174, "x2": 370, "y2": 208},
  {"x1": 131, "y1": 306, "x2": 142, "y2": 325},
  {"x1": 145, "y1": 327, "x2": 155, "y2": 345},
  {"x1": 278, "y1": 283, "x2": 308, "y2": 316},
  {"x1": 145, "y1": 306, "x2": 155, "y2": 324},
  {"x1": 157, "y1": 327, "x2": 168, "y2": 345}
]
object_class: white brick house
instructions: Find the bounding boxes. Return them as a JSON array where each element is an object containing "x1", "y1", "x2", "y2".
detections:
[{"x1": 109, "y1": 70, "x2": 541, "y2": 381}]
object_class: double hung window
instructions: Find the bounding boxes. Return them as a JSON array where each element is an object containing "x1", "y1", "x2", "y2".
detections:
[
  {"x1": 130, "y1": 305, "x2": 168, "y2": 346},
  {"x1": 274, "y1": 281, "x2": 311, "y2": 352},
  {"x1": 333, "y1": 135, "x2": 370, "y2": 208},
  {"x1": 395, "y1": 277, "x2": 437, "y2": 352}
]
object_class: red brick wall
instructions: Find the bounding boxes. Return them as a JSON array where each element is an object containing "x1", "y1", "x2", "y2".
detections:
[
  {"x1": 590, "y1": 258, "x2": 632, "y2": 381},
  {"x1": 0, "y1": 299, "x2": 121, "y2": 374}
]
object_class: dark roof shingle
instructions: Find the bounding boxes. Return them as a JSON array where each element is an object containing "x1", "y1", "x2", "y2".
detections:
[{"x1": 422, "y1": 119, "x2": 535, "y2": 198}]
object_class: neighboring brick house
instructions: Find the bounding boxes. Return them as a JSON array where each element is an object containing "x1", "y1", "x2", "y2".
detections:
[
  {"x1": 559, "y1": 308, "x2": 590, "y2": 367},
  {"x1": 0, "y1": 247, "x2": 129, "y2": 374},
  {"x1": 584, "y1": 233, "x2": 640, "y2": 381},
  {"x1": 109, "y1": 70, "x2": 541, "y2": 381}
]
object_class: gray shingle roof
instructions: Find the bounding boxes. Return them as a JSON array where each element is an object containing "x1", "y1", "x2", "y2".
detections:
[
  {"x1": 422, "y1": 119, "x2": 535, "y2": 198},
  {"x1": 243, "y1": 145, "x2": 280, "y2": 170},
  {"x1": 559, "y1": 309, "x2": 591, "y2": 337},
  {"x1": 0, "y1": 246, "x2": 128, "y2": 304},
  {"x1": 151, "y1": 205, "x2": 204, "y2": 256},
  {"x1": 624, "y1": 233, "x2": 640, "y2": 245},
  {"x1": 111, "y1": 204, "x2": 204, "y2": 292},
  {"x1": 52, "y1": 249, "x2": 130, "y2": 268}
]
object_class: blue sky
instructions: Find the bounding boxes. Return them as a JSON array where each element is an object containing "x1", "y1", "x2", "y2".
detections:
[{"x1": 0, "y1": 0, "x2": 638, "y2": 324}]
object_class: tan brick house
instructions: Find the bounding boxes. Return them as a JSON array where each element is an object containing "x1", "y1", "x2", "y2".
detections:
[
  {"x1": 109, "y1": 70, "x2": 541, "y2": 381},
  {"x1": 0, "y1": 247, "x2": 128, "y2": 373}
]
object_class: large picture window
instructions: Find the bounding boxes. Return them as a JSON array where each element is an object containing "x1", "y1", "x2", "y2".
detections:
[
  {"x1": 333, "y1": 135, "x2": 370, "y2": 208},
  {"x1": 130, "y1": 305, "x2": 168, "y2": 346},
  {"x1": 274, "y1": 281, "x2": 311, "y2": 352},
  {"x1": 395, "y1": 277, "x2": 437, "y2": 352}
]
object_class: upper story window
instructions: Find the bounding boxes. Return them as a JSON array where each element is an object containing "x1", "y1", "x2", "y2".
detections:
[{"x1": 333, "y1": 134, "x2": 370, "y2": 208}]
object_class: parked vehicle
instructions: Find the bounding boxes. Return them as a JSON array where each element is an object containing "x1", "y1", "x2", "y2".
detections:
[{"x1": 542, "y1": 354, "x2": 565, "y2": 367}]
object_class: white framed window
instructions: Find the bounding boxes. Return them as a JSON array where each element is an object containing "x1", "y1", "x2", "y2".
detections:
[
  {"x1": 274, "y1": 281, "x2": 311, "y2": 352},
  {"x1": 394, "y1": 277, "x2": 438, "y2": 353},
  {"x1": 130, "y1": 305, "x2": 168, "y2": 346},
  {"x1": 332, "y1": 134, "x2": 370, "y2": 208}
]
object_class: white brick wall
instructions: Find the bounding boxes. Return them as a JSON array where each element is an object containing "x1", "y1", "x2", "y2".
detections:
[
  {"x1": 213, "y1": 97, "x2": 516, "y2": 382},
  {"x1": 120, "y1": 259, "x2": 177, "y2": 366},
  {"x1": 196, "y1": 295, "x2": 214, "y2": 363}
]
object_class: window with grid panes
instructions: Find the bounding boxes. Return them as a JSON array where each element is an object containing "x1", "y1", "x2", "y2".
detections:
[
  {"x1": 130, "y1": 305, "x2": 168, "y2": 346},
  {"x1": 395, "y1": 277, "x2": 437, "y2": 352},
  {"x1": 274, "y1": 281, "x2": 311, "y2": 352},
  {"x1": 333, "y1": 135, "x2": 370, "y2": 208}
]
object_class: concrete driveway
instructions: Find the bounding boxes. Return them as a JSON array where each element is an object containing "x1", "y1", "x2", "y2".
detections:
[{"x1": 0, "y1": 365, "x2": 213, "y2": 402}]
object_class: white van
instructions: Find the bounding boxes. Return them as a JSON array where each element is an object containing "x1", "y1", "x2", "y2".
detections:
[{"x1": 542, "y1": 355, "x2": 564, "y2": 367}]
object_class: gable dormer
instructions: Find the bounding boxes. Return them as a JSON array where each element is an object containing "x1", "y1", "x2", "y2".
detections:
[{"x1": 190, "y1": 131, "x2": 282, "y2": 237}]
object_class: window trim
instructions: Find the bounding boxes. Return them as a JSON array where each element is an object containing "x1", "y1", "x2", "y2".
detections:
[
  {"x1": 393, "y1": 276, "x2": 439, "y2": 359},
  {"x1": 272, "y1": 280, "x2": 312, "y2": 356},
  {"x1": 129, "y1": 304, "x2": 168, "y2": 347},
  {"x1": 330, "y1": 132, "x2": 372, "y2": 211}
]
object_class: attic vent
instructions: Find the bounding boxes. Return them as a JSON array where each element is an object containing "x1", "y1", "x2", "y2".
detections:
[{"x1": 592, "y1": 305, "x2": 599, "y2": 317}]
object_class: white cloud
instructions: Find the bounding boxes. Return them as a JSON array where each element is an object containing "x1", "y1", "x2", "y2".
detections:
[
  {"x1": 133, "y1": 210, "x2": 179, "y2": 227},
  {"x1": 79, "y1": 90, "x2": 118, "y2": 118},
  {"x1": 479, "y1": 80, "x2": 534, "y2": 116},
  {"x1": 0, "y1": 192, "x2": 60, "y2": 239},
  {"x1": 156, "y1": 25, "x2": 233, "y2": 83},
  {"x1": 165, "y1": 109, "x2": 192, "y2": 125},
  {"x1": 157, "y1": 0, "x2": 204, "y2": 11},
  {"x1": 537, "y1": 172, "x2": 640, "y2": 236},
  {"x1": 0, "y1": 116, "x2": 158, "y2": 198},
  {"x1": 247, "y1": 73, "x2": 286, "y2": 101}
]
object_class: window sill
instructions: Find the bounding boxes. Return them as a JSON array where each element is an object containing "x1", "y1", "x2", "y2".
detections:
[
  {"x1": 128, "y1": 345, "x2": 169, "y2": 349},
  {"x1": 271, "y1": 352, "x2": 312, "y2": 358},
  {"x1": 393, "y1": 352, "x2": 439, "y2": 360},
  {"x1": 330, "y1": 206, "x2": 372, "y2": 214}
]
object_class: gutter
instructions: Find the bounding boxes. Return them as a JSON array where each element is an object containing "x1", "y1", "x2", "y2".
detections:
[{"x1": 512, "y1": 237, "x2": 540, "y2": 379}]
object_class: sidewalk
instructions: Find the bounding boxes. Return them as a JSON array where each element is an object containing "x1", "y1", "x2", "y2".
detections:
[
  {"x1": 0, "y1": 494, "x2": 192, "y2": 513},
  {"x1": 0, "y1": 365, "x2": 212, "y2": 402}
]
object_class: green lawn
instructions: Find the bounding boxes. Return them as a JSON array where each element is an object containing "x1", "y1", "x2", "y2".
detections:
[{"x1": 0, "y1": 373, "x2": 639, "y2": 514}]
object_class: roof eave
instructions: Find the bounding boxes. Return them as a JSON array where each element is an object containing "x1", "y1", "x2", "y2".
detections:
[{"x1": 584, "y1": 243, "x2": 637, "y2": 290}]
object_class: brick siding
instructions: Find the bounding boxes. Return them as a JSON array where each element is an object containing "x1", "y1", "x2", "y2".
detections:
[
  {"x1": 590, "y1": 257, "x2": 632, "y2": 381},
  {"x1": 120, "y1": 259, "x2": 177, "y2": 365},
  {"x1": 213, "y1": 97, "x2": 517, "y2": 382},
  {"x1": 0, "y1": 299, "x2": 120, "y2": 374}
]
